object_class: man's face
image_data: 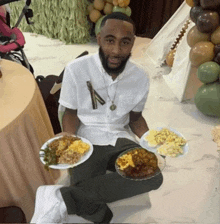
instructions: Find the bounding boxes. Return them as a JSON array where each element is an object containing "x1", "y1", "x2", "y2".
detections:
[{"x1": 97, "y1": 19, "x2": 135, "y2": 75}]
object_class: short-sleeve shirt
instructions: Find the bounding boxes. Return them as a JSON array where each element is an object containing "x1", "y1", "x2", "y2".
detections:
[{"x1": 59, "y1": 53, "x2": 150, "y2": 146}]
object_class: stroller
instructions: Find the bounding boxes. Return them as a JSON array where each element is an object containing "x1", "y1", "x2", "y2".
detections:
[{"x1": 0, "y1": 0, "x2": 34, "y2": 73}]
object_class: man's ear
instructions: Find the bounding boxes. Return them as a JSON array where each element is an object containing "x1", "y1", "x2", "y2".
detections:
[
  {"x1": 96, "y1": 33, "x2": 101, "y2": 46},
  {"x1": 132, "y1": 35, "x2": 136, "y2": 46}
]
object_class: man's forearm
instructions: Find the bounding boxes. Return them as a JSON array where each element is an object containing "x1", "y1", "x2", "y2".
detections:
[
  {"x1": 62, "y1": 109, "x2": 80, "y2": 135},
  {"x1": 129, "y1": 115, "x2": 149, "y2": 138}
]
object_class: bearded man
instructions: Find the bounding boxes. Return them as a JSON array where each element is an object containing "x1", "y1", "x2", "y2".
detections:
[{"x1": 32, "y1": 12, "x2": 163, "y2": 224}]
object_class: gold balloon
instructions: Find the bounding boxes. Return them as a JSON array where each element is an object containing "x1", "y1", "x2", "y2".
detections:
[
  {"x1": 185, "y1": 0, "x2": 194, "y2": 7},
  {"x1": 187, "y1": 26, "x2": 210, "y2": 47},
  {"x1": 211, "y1": 26, "x2": 220, "y2": 45},
  {"x1": 189, "y1": 41, "x2": 215, "y2": 67},
  {"x1": 166, "y1": 49, "x2": 176, "y2": 67}
]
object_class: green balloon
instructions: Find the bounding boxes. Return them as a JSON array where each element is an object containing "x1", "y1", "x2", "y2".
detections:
[
  {"x1": 125, "y1": 6, "x2": 132, "y2": 17},
  {"x1": 95, "y1": 16, "x2": 106, "y2": 36},
  {"x1": 112, "y1": 6, "x2": 126, "y2": 14},
  {"x1": 194, "y1": 82, "x2": 220, "y2": 117},
  {"x1": 197, "y1": 61, "x2": 220, "y2": 83}
]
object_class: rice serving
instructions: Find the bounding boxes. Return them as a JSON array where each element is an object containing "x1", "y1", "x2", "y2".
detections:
[{"x1": 42, "y1": 135, "x2": 90, "y2": 169}]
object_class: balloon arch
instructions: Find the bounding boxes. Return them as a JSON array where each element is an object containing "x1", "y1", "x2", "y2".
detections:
[{"x1": 170, "y1": 0, "x2": 220, "y2": 117}]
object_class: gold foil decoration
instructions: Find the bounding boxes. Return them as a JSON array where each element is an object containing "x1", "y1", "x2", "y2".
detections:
[{"x1": 162, "y1": 19, "x2": 191, "y2": 67}]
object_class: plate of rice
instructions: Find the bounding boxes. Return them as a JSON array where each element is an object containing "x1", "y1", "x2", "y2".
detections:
[{"x1": 39, "y1": 135, "x2": 93, "y2": 170}]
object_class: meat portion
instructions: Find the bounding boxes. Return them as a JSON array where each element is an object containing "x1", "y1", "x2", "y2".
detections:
[{"x1": 118, "y1": 148, "x2": 159, "y2": 179}]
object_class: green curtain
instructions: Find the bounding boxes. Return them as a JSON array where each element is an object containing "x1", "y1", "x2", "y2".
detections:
[{"x1": 9, "y1": 0, "x2": 91, "y2": 44}]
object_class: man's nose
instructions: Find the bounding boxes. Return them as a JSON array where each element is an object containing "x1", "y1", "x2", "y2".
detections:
[{"x1": 112, "y1": 43, "x2": 121, "y2": 54}]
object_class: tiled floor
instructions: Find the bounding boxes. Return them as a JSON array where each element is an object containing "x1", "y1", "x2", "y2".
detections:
[{"x1": 23, "y1": 32, "x2": 220, "y2": 223}]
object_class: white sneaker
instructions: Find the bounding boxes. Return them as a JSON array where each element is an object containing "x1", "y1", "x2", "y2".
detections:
[{"x1": 30, "y1": 185, "x2": 68, "y2": 223}]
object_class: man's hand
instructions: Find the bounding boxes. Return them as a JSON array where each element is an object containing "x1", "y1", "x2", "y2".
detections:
[
  {"x1": 54, "y1": 132, "x2": 75, "y2": 137},
  {"x1": 129, "y1": 111, "x2": 149, "y2": 138}
]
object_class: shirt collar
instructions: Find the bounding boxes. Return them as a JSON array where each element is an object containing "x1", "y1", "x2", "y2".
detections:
[{"x1": 94, "y1": 52, "x2": 133, "y2": 82}]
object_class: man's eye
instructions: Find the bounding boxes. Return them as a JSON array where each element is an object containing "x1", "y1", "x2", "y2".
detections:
[
  {"x1": 106, "y1": 39, "x2": 114, "y2": 43},
  {"x1": 122, "y1": 41, "x2": 130, "y2": 45}
]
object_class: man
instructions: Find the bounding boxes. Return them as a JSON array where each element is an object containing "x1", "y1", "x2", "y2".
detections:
[{"x1": 33, "y1": 12, "x2": 163, "y2": 224}]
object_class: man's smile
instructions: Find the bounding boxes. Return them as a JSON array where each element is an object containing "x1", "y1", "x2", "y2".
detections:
[{"x1": 108, "y1": 57, "x2": 122, "y2": 66}]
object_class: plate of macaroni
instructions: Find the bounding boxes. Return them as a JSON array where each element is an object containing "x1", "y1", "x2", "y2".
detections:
[
  {"x1": 39, "y1": 135, "x2": 93, "y2": 170},
  {"x1": 140, "y1": 127, "x2": 189, "y2": 158}
]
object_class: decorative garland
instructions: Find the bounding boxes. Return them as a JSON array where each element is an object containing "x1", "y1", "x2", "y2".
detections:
[
  {"x1": 165, "y1": 19, "x2": 191, "y2": 67},
  {"x1": 170, "y1": 19, "x2": 191, "y2": 51},
  {"x1": 9, "y1": 0, "x2": 91, "y2": 44}
]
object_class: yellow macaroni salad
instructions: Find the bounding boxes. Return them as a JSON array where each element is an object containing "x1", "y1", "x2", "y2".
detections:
[
  {"x1": 157, "y1": 143, "x2": 183, "y2": 157},
  {"x1": 145, "y1": 128, "x2": 187, "y2": 157},
  {"x1": 117, "y1": 153, "x2": 136, "y2": 170}
]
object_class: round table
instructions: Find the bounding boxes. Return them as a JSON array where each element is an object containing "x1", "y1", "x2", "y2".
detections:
[{"x1": 0, "y1": 59, "x2": 62, "y2": 221}]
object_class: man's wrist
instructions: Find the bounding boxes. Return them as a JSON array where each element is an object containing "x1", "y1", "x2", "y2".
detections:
[
  {"x1": 55, "y1": 131, "x2": 76, "y2": 137},
  {"x1": 139, "y1": 130, "x2": 148, "y2": 142}
]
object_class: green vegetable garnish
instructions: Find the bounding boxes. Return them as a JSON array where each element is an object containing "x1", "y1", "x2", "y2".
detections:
[{"x1": 40, "y1": 146, "x2": 58, "y2": 171}]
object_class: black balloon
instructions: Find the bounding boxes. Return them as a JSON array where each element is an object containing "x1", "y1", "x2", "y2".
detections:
[
  {"x1": 200, "y1": 0, "x2": 220, "y2": 9},
  {"x1": 214, "y1": 52, "x2": 220, "y2": 65},
  {"x1": 215, "y1": 6, "x2": 220, "y2": 15},
  {"x1": 214, "y1": 44, "x2": 220, "y2": 55},
  {"x1": 197, "y1": 11, "x2": 220, "y2": 33},
  {"x1": 193, "y1": 0, "x2": 200, "y2": 6},
  {"x1": 190, "y1": 6, "x2": 204, "y2": 23}
]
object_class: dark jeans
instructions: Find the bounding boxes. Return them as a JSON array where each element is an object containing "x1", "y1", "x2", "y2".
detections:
[{"x1": 60, "y1": 138, "x2": 163, "y2": 223}]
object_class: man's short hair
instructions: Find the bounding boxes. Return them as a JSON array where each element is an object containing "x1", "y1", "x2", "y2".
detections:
[{"x1": 100, "y1": 12, "x2": 136, "y2": 35}]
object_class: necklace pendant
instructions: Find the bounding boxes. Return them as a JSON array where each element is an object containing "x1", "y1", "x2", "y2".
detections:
[{"x1": 110, "y1": 104, "x2": 117, "y2": 111}]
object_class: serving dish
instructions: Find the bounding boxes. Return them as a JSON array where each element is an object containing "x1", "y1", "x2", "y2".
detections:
[
  {"x1": 115, "y1": 147, "x2": 166, "y2": 181},
  {"x1": 39, "y1": 135, "x2": 93, "y2": 169},
  {"x1": 140, "y1": 127, "x2": 189, "y2": 157}
]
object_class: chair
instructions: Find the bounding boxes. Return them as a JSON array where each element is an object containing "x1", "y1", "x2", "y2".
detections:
[{"x1": 36, "y1": 51, "x2": 89, "y2": 134}]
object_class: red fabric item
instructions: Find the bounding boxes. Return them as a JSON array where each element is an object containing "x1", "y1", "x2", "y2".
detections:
[{"x1": 0, "y1": 19, "x2": 25, "y2": 53}]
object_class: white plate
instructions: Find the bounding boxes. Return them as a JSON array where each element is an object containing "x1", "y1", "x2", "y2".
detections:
[
  {"x1": 140, "y1": 127, "x2": 189, "y2": 158},
  {"x1": 39, "y1": 135, "x2": 93, "y2": 169},
  {"x1": 115, "y1": 147, "x2": 166, "y2": 181}
]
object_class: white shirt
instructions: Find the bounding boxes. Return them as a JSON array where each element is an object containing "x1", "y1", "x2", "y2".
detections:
[{"x1": 59, "y1": 53, "x2": 150, "y2": 146}]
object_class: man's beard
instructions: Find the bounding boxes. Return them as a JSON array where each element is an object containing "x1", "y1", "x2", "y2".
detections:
[{"x1": 99, "y1": 47, "x2": 131, "y2": 76}]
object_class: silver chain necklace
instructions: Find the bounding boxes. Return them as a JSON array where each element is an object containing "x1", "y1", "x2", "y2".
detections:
[{"x1": 102, "y1": 75, "x2": 119, "y2": 111}]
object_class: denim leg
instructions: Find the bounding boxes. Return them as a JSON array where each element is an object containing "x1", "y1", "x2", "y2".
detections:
[
  {"x1": 68, "y1": 144, "x2": 114, "y2": 185},
  {"x1": 61, "y1": 138, "x2": 163, "y2": 223}
]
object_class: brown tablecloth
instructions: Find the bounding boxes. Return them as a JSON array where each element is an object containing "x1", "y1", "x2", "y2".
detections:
[{"x1": 0, "y1": 59, "x2": 62, "y2": 221}]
